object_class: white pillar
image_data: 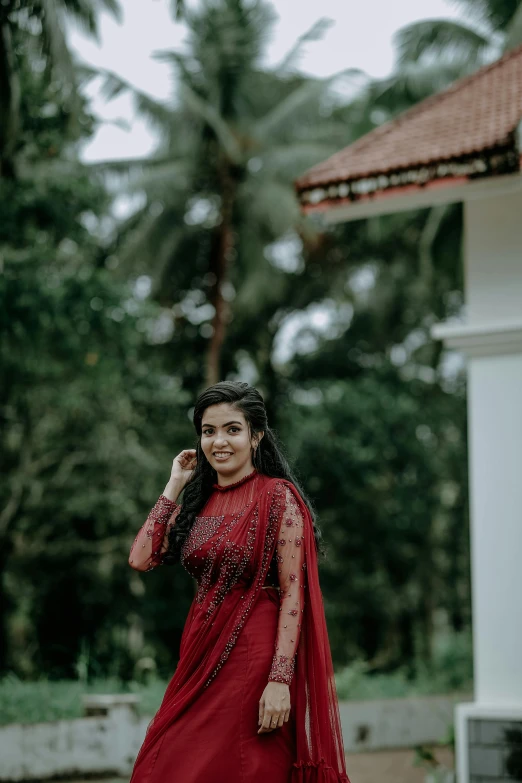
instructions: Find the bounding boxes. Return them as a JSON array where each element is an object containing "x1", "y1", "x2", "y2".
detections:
[{"x1": 431, "y1": 189, "x2": 522, "y2": 783}]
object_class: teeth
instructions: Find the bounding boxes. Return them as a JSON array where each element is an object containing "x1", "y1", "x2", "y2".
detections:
[{"x1": 214, "y1": 452, "x2": 232, "y2": 457}]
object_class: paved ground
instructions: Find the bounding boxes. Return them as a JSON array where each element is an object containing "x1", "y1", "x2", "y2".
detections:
[
  {"x1": 60, "y1": 746, "x2": 455, "y2": 783},
  {"x1": 346, "y1": 746, "x2": 455, "y2": 783}
]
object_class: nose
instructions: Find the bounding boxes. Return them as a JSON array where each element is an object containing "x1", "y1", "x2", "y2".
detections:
[{"x1": 213, "y1": 434, "x2": 229, "y2": 449}]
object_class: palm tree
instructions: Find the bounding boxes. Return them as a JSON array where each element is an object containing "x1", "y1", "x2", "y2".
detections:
[
  {"x1": 390, "y1": 0, "x2": 522, "y2": 94},
  {"x1": 340, "y1": 0, "x2": 522, "y2": 337},
  {"x1": 0, "y1": 0, "x2": 120, "y2": 177},
  {"x1": 94, "y1": 0, "x2": 354, "y2": 387}
]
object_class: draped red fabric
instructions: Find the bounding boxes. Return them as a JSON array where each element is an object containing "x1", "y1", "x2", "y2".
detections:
[
  {"x1": 287, "y1": 481, "x2": 350, "y2": 783},
  {"x1": 129, "y1": 475, "x2": 349, "y2": 783}
]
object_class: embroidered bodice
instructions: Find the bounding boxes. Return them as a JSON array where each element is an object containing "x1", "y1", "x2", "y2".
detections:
[{"x1": 129, "y1": 470, "x2": 306, "y2": 686}]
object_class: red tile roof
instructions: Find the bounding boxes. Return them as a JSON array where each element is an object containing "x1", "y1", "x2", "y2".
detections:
[{"x1": 296, "y1": 44, "x2": 522, "y2": 208}]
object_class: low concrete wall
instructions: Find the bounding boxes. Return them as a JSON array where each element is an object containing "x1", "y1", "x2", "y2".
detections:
[
  {"x1": 0, "y1": 693, "x2": 470, "y2": 781},
  {"x1": 341, "y1": 692, "x2": 469, "y2": 753},
  {"x1": 0, "y1": 696, "x2": 148, "y2": 782}
]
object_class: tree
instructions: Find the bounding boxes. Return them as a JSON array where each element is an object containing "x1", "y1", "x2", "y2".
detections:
[
  {"x1": 0, "y1": 17, "x2": 195, "y2": 679},
  {"x1": 0, "y1": 0, "x2": 120, "y2": 177},
  {"x1": 390, "y1": 0, "x2": 522, "y2": 96},
  {"x1": 93, "y1": 0, "x2": 354, "y2": 387}
]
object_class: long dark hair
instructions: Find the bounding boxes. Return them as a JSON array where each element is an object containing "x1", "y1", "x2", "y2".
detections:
[{"x1": 162, "y1": 380, "x2": 324, "y2": 565}]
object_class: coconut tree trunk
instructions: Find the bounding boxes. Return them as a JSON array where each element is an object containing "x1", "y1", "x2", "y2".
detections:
[
  {"x1": 204, "y1": 164, "x2": 236, "y2": 388},
  {"x1": 0, "y1": 19, "x2": 20, "y2": 179}
]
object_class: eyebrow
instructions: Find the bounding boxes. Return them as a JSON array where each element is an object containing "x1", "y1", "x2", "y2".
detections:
[{"x1": 201, "y1": 420, "x2": 243, "y2": 429}]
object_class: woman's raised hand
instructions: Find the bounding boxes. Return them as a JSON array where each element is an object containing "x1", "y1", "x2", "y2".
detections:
[
  {"x1": 163, "y1": 449, "x2": 197, "y2": 501},
  {"x1": 170, "y1": 449, "x2": 197, "y2": 487}
]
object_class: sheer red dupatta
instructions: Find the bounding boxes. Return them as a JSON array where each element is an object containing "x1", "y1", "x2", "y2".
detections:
[
  {"x1": 287, "y1": 481, "x2": 350, "y2": 783},
  {"x1": 130, "y1": 478, "x2": 349, "y2": 783}
]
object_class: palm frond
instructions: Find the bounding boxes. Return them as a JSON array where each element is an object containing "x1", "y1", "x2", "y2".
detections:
[
  {"x1": 368, "y1": 60, "x2": 474, "y2": 112},
  {"x1": 169, "y1": 0, "x2": 185, "y2": 21},
  {"x1": 259, "y1": 142, "x2": 343, "y2": 180},
  {"x1": 179, "y1": 83, "x2": 242, "y2": 163},
  {"x1": 40, "y1": 0, "x2": 77, "y2": 86},
  {"x1": 76, "y1": 63, "x2": 99, "y2": 85},
  {"x1": 451, "y1": 0, "x2": 519, "y2": 34},
  {"x1": 277, "y1": 18, "x2": 334, "y2": 73},
  {"x1": 85, "y1": 154, "x2": 175, "y2": 175},
  {"x1": 239, "y1": 179, "x2": 301, "y2": 239},
  {"x1": 61, "y1": 0, "x2": 121, "y2": 37},
  {"x1": 116, "y1": 207, "x2": 183, "y2": 280},
  {"x1": 62, "y1": 0, "x2": 97, "y2": 36},
  {"x1": 152, "y1": 49, "x2": 200, "y2": 93},
  {"x1": 504, "y1": 3, "x2": 522, "y2": 50},
  {"x1": 99, "y1": 70, "x2": 175, "y2": 131},
  {"x1": 395, "y1": 19, "x2": 491, "y2": 66},
  {"x1": 125, "y1": 160, "x2": 191, "y2": 198},
  {"x1": 96, "y1": 0, "x2": 122, "y2": 21},
  {"x1": 255, "y1": 69, "x2": 363, "y2": 141}
]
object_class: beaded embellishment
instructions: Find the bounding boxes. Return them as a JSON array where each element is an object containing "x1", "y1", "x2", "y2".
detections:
[
  {"x1": 194, "y1": 505, "x2": 247, "y2": 610},
  {"x1": 268, "y1": 653, "x2": 295, "y2": 684},
  {"x1": 203, "y1": 481, "x2": 285, "y2": 688},
  {"x1": 134, "y1": 478, "x2": 307, "y2": 692},
  {"x1": 181, "y1": 514, "x2": 225, "y2": 560},
  {"x1": 129, "y1": 494, "x2": 180, "y2": 571},
  {"x1": 267, "y1": 483, "x2": 306, "y2": 686}
]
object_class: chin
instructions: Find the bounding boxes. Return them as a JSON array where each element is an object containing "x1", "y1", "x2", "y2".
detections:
[
  {"x1": 213, "y1": 462, "x2": 236, "y2": 472},
  {"x1": 212, "y1": 458, "x2": 246, "y2": 473}
]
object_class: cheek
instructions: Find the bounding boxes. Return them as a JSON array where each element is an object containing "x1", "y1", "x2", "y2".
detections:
[
  {"x1": 236, "y1": 434, "x2": 252, "y2": 453},
  {"x1": 201, "y1": 439, "x2": 212, "y2": 457}
]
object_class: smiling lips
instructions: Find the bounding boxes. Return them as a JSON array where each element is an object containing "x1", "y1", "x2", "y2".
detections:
[{"x1": 213, "y1": 452, "x2": 233, "y2": 460}]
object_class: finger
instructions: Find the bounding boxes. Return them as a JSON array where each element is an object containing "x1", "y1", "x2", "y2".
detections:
[
  {"x1": 262, "y1": 713, "x2": 275, "y2": 732},
  {"x1": 267, "y1": 714, "x2": 280, "y2": 731},
  {"x1": 258, "y1": 698, "x2": 265, "y2": 725},
  {"x1": 284, "y1": 708, "x2": 291, "y2": 723},
  {"x1": 258, "y1": 716, "x2": 272, "y2": 734}
]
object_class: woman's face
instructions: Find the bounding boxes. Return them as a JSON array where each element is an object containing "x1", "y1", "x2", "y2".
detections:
[{"x1": 200, "y1": 402, "x2": 262, "y2": 479}]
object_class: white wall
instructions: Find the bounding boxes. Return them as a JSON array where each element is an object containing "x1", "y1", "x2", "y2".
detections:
[
  {"x1": 465, "y1": 191, "x2": 522, "y2": 324},
  {"x1": 0, "y1": 694, "x2": 466, "y2": 780},
  {"x1": 464, "y1": 192, "x2": 522, "y2": 705}
]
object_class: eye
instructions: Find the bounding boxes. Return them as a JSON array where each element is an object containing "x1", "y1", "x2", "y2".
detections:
[
  {"x1": 202, "y1": 428, "x2": 213, "y2": 436},
  {"x1": 229, "y1": 427, "x2": 240, "y2": 433}
]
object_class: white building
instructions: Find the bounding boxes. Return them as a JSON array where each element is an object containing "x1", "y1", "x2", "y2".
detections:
[{"x1": 296, "y1": 44, "x2": 522, "y2": 783}]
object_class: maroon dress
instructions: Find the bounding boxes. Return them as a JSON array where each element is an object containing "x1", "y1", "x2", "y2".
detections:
[{"x1": 128, "y1": 470, "x2": 349, "y2": 783}]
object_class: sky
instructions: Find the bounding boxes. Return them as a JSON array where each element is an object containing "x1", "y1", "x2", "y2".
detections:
[{"x1": 69, "y1": 0, "x2": 462, "y2": 163}]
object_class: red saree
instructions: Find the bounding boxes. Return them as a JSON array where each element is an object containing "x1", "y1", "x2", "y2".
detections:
[{"x1": 128, "y1": 470, "x2": 350, "y2": 783}]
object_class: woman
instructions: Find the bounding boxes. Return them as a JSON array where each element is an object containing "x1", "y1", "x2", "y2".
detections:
[{"x1": 128, "y1": 381, "x2": 350, "y2": 783}]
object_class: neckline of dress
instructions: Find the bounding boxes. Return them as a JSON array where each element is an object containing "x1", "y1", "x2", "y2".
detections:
[{"x1": 212, "y1": 468, "x2": 258, "y2": 492}]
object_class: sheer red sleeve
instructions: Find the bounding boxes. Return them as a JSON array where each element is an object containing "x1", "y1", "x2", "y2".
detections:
[
  {"x1": 268, "y1": 484, "x2": 306, "y2": 686},
  {"x1": 129, "y1": 495, "x2": 181, "y2": 572}
]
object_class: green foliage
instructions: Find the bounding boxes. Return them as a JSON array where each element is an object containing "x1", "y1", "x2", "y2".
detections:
[
  {"x1": 0, "y1": 673, "x2": 168, "y2": 724},
  {"x1": 0, "y1": 16, "x2": 195, "y2": 680},
  {"x1": 0, "y1": 0, "x2": 480, "y2": 694},
  {"x1": 335, "y1": 631, "x2": 472, "y2": 700},
  {"x1": 0, "y1": 629, "x2": 471, "y2": 724}
]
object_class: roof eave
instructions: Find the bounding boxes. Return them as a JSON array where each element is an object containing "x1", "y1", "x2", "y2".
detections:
[
  {"x1": 300, "y1": 163, "x2": 522, "y2": 225},
  {"x1": 297, "y1": 141, "x2": 522, "y2": 223}
]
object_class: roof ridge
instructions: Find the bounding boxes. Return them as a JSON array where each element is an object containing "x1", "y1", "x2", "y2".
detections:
[
  {"x1": 380, "y1": 41, "x2": 522, "y2": 129},
  {"x1": 298, "y1": 42, "x2": 522, "y2": 185}
]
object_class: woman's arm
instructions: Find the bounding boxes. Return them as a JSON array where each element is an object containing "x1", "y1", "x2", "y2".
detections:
[
  {"x1": 128, "y1": 494, "x2": 181, "y2": 572},
  {"x1": 267, "y1": 483, "x2": 306, "y2": 685}
]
